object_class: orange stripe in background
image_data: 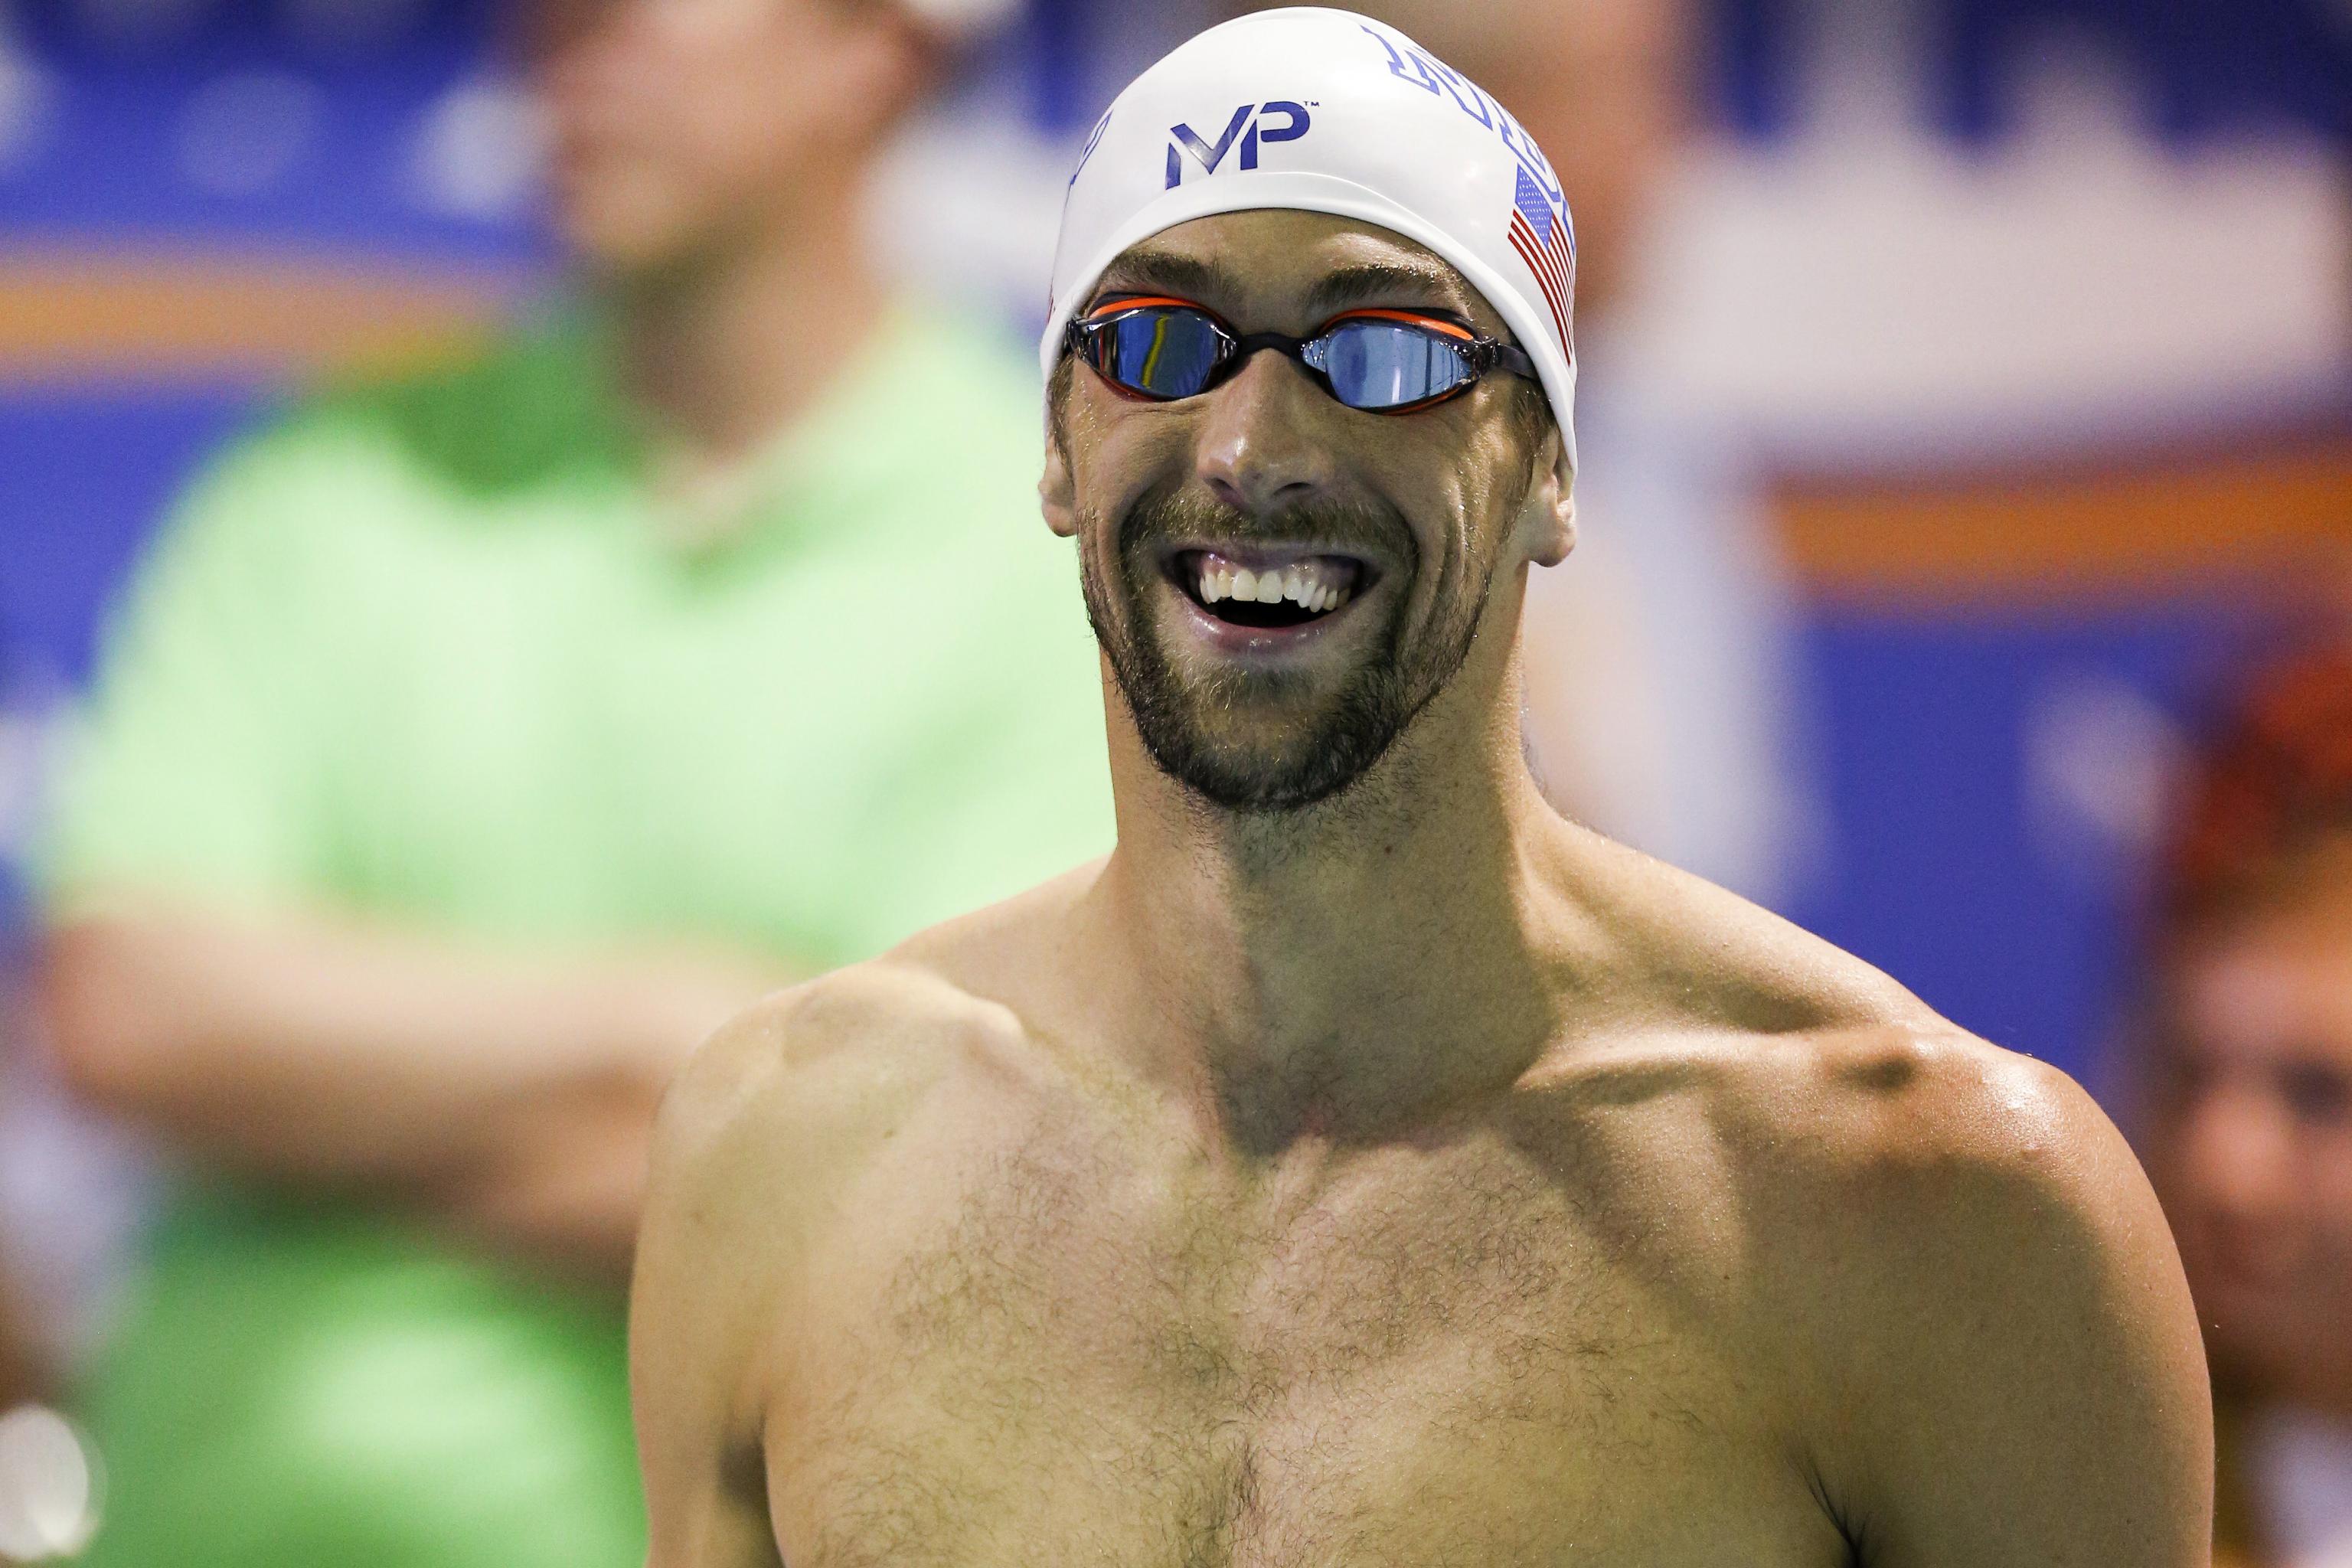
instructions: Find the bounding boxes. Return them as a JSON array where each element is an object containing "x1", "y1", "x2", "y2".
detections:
[
  {"x1": 0, "y1": 247, "x2": 531, "y2": 381},
  {"x1": 1773, "y1": 436, "x2": 2352, "y2": 607}
]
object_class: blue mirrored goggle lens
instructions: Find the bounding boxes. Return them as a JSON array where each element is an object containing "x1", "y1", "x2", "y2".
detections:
[
  {"x1": 1312, "y1": 319, "x2": 1478, "y2": 410},
  {"x1": 1086, "y1": 309, "x2": 1230, "y2": 398}
]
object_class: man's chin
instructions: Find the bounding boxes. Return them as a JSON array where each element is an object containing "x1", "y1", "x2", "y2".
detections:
[
  {"x1": 1127, "y1": 691, "x2": 1409, "y2": 814},
  {"x1": 1158, "y1": 743, "x2": 1342, "y2": 814},
  {"x1": 1156, "y1": 758, "x2": 1361, "y2": 815},
  {"x1": 1092, "y1": 561, "x2": 1426, "y2": 813}
]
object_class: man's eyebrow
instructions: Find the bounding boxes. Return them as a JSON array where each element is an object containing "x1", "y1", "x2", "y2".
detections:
[
  {"x1": 1305, "y1": 261, "x2": 1475, "y2": 320},
  {"x1": 1090, "y1": 250, "x2": 1234, "y2": 305},
  {"x1": 1089, "y1": 252, "x2": 1482, "y2": 327}
]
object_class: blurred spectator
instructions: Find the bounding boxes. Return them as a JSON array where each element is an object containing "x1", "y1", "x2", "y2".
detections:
[
  {"x1": 1227, "y1": 0, "x2": 1814, "y2": 903},
  {"x1": 29, "y1": 0, "x2": 1109, "y2": 1563},
  {"x1": 0, "y1": 632, "x2": 45, "y2": 1417},
  {"x1": 2132, "y1": 641, "x2": 2352, "y2": 1568},
  {"x1": 1, "y1": 617, "x2": 131, "y2": 1436}
]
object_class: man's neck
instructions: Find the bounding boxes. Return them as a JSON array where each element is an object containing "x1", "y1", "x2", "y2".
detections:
[
  {"x1": 607, "y1": 197, "x2": 889, "y2": 476},
  {"x1": 1089, "y1": 640, "x2": 1602, "y2": 1158}
]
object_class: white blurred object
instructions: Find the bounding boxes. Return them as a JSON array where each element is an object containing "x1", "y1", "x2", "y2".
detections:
[
  {"x1": 0, "y1": 1406, "x2": 98, "y2": 1562},
  {"x1": 871, "y1": 112, "x2": 1102, "y2": 323},
  {"x1": 408, "y1": 75, "x2": 547, "y2": 223},
  {"x1": 2249, "y1": 1406, "x2": 2352, "y2": 1568},
  {"x1": 868, "y1": 0, "x2": 1224, "y2": 319},
  {"x1": 0, "y1": 1016, "x2": 154, "y2": 1372},
  {"x1": 2023, "y1": 670, "x2": 2189, "y2": 893},
  {"x1": 0, "y1": 25, "x2": 51, "y2": 177},
  {"x1": 1521, "y1": 336, "x2": 1821, "y2": 907},
  {"x1": 177, "y1": 70, "x2": 325, "y2": 198},
  {"x1": 1629, "y1": 17, "x2": 2352, "y2": 465},
  {"x1": 0, "y1": 665, "x2": 155, "y2": 1374}
]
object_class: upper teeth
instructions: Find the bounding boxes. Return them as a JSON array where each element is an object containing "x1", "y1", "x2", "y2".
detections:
[{"x1": 1199, "y1": 559, "x2": 1351, "y2": 612}]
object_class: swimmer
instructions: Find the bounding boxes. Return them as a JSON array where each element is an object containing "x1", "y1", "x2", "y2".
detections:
[{"x1": 631, "y1": 11, "x2": 2213, "y2": 1563}]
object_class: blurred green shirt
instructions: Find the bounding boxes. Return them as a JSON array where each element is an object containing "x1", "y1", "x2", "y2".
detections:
[
  {"x1": 38, "y1": 300, "x2": 1111, "y2": 1568},
  {"x1": 44, "y1": 299, "x2": 1111, "y2": 959}
]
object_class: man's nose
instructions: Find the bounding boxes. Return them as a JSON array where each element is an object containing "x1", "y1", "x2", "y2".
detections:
[{"x1": 1192, "y1": 349, "x2": 1338, "y2": 518}]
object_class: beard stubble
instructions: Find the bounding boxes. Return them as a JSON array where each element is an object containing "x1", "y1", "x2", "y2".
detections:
[{"x1": 1078, "y1": 486, "x2": 1499, "y2": 814}]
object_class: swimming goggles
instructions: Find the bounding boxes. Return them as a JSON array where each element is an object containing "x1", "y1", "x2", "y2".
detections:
[{"x1": 1067, "y1": 297, "x2": 1539, "y2": 415}]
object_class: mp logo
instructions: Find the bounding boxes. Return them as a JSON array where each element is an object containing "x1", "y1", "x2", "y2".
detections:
[{"x1": 1165, "y1": 101, "x2": 1312, "y2": 188}]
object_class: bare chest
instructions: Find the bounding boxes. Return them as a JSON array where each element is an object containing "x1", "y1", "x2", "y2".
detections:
[{"x1": 766, "y1": 1129, "x2": 1844, "y2": 1568}]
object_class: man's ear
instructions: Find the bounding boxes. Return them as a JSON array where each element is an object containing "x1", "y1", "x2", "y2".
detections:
[
  {"x1": 1520, "y1": 430, "x2": 1576, "y2": 568},
  {"x1": 1040, "y1": 433, "x2": 1079, "y2": 539}
]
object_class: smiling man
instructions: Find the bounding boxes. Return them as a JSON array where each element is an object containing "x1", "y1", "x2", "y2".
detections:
[{"x1": 630, "y1": 10, "x2": 2213, "y2": 1565}]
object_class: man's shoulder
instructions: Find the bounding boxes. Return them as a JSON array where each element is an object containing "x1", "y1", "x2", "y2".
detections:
[
  {"x1": 1687, "y1": 1021, "x2": 2191, "y2": 1427},
  {"x1": 1557, "y1": 833, "x2": 2113, "y2": 1200},
  {"x1": 640, "y1": 962, "x2": 1020, "y2": 1293},
  {"x1": 658, "y1": 961, "x2": 1027, "y2": 1179},
  {"x1": 1649, "y1": 1014, "x2": 2207, "y2": 1547},
  {"x1": 1530, "y1": 1011, "x2": 2201, "y2": 1491},
  {"x1": 1518, "y1": 864, "x2": 2154, "y2": 1325},
  {"x1": 1707, "y1": 1020, "x2": 2116, "y2": 1220},
  {"x1": 1527, "y1": 1005, "x2": 2107, "y2": 1223},
  {"x1": 652, "y1": 868, "x2": 1095, "y2": 1221},
  {"x1": 1586, "y1": 1003, "x2": 2128, "y2": 1250}
]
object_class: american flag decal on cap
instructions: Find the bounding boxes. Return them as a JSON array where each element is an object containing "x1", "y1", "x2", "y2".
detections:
[{"x1": 1507, "y1": 165, "x2": 1575, "y2": 361}]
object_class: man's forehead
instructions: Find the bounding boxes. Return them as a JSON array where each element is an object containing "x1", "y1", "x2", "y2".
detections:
[{"x1": 1092, "y1": 211, "x2": 1501, "y2": 332}]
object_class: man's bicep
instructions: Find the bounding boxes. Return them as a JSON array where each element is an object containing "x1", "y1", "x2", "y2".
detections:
[
  {"x1": 632, "y1": 971, "x2": 955, "y2": 1567},
  {"x1": 1824, "y1": 1064, "x2": 2212, "y2": 1566},
  {"x1": 633, "y1": 1358, "x2": 785, "y2": 1568},
  {"x1": 631, "y1": 1029, "x2": 792, "y2": 1568},
  {"x1": 1854, "y1": 1298, "x2": 2210, "y2": 1567}
]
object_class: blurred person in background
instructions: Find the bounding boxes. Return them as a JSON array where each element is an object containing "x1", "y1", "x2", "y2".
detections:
[
  {"x1": 30, "y1": 0, "x2": 1109, "y2": 1563},
  {"x1": 2134, "y1": 642, "x2": 2352, "y2": 1568},
  {"x1": 0, "y1": 622, "x2": 55, "y2": 1421},
  {"x1": 1227, "y1": 0, "x2": 1810, "y2": 903}
]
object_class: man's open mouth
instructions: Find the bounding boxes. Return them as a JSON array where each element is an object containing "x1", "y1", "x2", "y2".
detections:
[{"x1": 1171, "y1": 549, "x2": 1369, "y2": 630}]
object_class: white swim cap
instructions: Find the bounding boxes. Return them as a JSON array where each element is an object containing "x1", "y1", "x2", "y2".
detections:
[{"x1": 1041, "y1": 5, "x2": 1577, "y2": 475}]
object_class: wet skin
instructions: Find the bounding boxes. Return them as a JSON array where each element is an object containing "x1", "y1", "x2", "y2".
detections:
[{"x1": 632, "y1": 212, "x2": 2214, "y2": 1568}]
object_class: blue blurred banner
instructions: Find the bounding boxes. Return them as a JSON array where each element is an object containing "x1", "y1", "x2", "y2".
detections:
[
  {"x1": 1709, "y1": 0, "x2": 2352, "y2": 143},
  {"x1": 3, "y1": 0, "x2": 542, "y2": 257}
]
